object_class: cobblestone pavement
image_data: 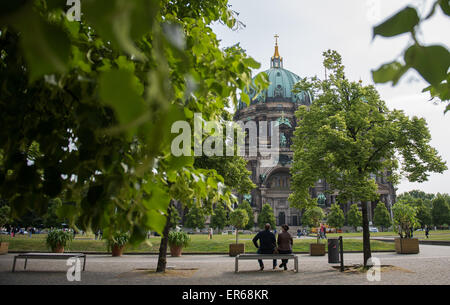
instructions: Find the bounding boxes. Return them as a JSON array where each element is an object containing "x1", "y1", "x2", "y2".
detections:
[{"x1": 1, "y1": 245, "x2": 449, "y2": 285}]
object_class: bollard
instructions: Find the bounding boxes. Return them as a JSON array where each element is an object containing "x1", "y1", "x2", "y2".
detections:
[{"x1": 339, "y1": 236, "x2": 344, "y2": 272}]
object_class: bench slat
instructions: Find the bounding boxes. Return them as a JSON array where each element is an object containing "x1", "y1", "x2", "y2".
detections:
[
  {"x1": 235, "y1": 254, "x2": 299, "y2": 273},
  {"x1": 12, "y1": 253, "x2": 87, "y2": 272}
]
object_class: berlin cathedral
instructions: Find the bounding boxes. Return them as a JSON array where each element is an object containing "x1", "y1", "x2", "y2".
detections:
[{"x1": 233, "y1": 37, "x2": 396, "y2": 228}]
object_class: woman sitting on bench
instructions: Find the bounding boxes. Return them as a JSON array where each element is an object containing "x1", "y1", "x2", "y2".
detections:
[{"x1": 277, "y1": 224, "x2": 293, "y2": 270}]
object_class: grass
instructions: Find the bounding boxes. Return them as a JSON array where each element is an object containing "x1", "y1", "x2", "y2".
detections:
[{"x1": 2, "y1": 234, "x2": 395, "y2": 253}]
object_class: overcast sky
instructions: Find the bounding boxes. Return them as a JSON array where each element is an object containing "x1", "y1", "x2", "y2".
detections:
[{"x1": 211, "y1": 0, "x2": 450, "y2": 195}]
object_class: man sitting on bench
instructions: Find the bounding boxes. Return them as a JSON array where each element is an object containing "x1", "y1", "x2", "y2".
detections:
[{"x1": 252, "y1": 223, "x2": 277, "y2": 271}]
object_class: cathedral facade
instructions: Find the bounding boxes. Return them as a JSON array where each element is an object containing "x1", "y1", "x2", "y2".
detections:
[{"x1": 233, "y1": 39, "x2": 396, "y2": 227}]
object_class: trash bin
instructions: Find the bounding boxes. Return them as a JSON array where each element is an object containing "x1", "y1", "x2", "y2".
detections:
[{"x1": 328, "y1": 237, "x2": 340, "y2": 263}]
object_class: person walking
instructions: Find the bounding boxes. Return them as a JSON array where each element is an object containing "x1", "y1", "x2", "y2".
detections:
[
  {"x1": 208, "y1": 227, "x2": 213, "y2": 240},
  {"x1": 252, "y1": 223, "x2": 277, "y2": 271},
  {"x1": 425, "y1": 226, "x2": 430, "y2": 239},
  {"x1": 277, "y1": 224, "x2": 293, "y2": 270}
]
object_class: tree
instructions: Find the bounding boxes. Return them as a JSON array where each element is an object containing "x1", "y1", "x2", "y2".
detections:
[
  {"x1": 397, "y1": 193, "x2": 433, "y2": 229},
  {"x1": 229, "y1": 209, "x2": 248, "y2": 244},
  {"x1": 194, "y1": 156, "x2": 255, "y2": 196},
  {"x1": 0, "y1": 0, "x2": 266, "y2": 273},
  {"x1": 373, "y1": 203, "x2": 392, "y2": 232},
  {"x1": 168, "y1": 205, "x2": 181, "y2": 230},
  {"x1": 184, "y1": 205, "x2": 206, "y2": 230},
  {"x1": 347, "y1": 204, "x2": 362, "y2": 232},
  {"x1": 289, "y1": 50, "x2": 447, "y2": 266},
  {"x1": 210, "y1": 202, "x2": 228, "y2": 232},
  {"x1": 0, "y1": 205, "x2": 10, "y2": 228},
  {"x1": 257, "y1": 204, "x2": 276, "y2": 230},
  {"x1": 398, "y1": 190, "x2": 435, "y2": 201},
  {"x1": 392, "y1": 202, "x2": 419, "y2": 238},
  {"x1": 414, "y1": 199, "x2": 433, "y2": 229},
  {"x1": 43, "y1": 198, "x2": 63, "y2": 228},
  {"x1": 432, "y1": 194, "x2": 450, "y2": 227},
  {"x1": 302, "y1": 207, "x2": 325, "y2": 243},
  {"x1": 238, "y1": 200, "x2": 254, "y2": 230},
  {"x1": 327, "y1": 204, "x2": 345, "y2": 230},
  {"x1": 371, "y1": 1, "x2": 450, "y2": 113}
]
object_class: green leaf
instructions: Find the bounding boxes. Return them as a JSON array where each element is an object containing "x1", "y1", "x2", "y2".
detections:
[
  {"x1": 404, "y1": 45, "x2": 450, "y2": 86},
  {"x1": 184, "y1": 107, "x2": 194, "y2": 119},
  {"x1": 439, "y1": 0, "x2": 450, "y2": 16},
  {"x1": 5, "y1": 3, "x2": 71, "y2": 82},
  {"x1": 243, "y1": 57, "x2": 261, "y2": 69},
  {"x1": 241, "y1": 92, "x2": 250, "y2": 105},
  {"x1": 373, "y1": 6, "x2": 419, "y2": 38},
  {"x1": 99, "y1": 69, "x2": 145, "y2": 126},
  {"x1": 84, "y1": 0, "x2": 159, "y2": 57},
  {"x1": 165, "y1": 155, "x2": 194, "y2": 171},
  {"x1": 372, "y1": 61, "x2": 409, "y2": 85}
]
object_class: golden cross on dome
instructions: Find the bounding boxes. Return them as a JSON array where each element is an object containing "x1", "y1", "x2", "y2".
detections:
[{"x1": 274, "y1": 34, "x2": 279, "y2": 45}]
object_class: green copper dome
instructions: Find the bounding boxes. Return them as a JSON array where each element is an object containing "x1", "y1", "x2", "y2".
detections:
[{"x1": 238, "y1": 42, "x2": 312, "y2": 110}]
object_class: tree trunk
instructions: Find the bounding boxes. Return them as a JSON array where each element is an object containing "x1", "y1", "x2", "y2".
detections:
[
  {"x1": 361, "y1": 201, "x2": 372, "y2": 267},
  {"x1": 156, "y1": 200, "x2": 173, "y2": 273},
  {"x1": 235, "y1": 229, "x2": 238, "y2": 244}
]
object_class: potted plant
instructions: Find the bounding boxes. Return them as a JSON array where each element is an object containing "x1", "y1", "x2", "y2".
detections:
[
  {"x1": 106, "y1": 232, "x2": 129, "y2": 257},
  {"x1": 228, "y1": 209, "x2": 249, "y2": 257},
  {"x1": 168, "y1": 231, "x2": 190, "y2": 257},
  {"x1": 303, "y1": 207, "x2": 326, "y2": 256},
  {"x1": 0, "y1": 238, "x2": 8, "y2": 255},
  {"x1": 46, "y1": 229, "x2": 73, "y2": 253},
  {"x1": 0, "y1": 205, "x2": 10, "y2": 254},
  {"x1": 392, "y1": 201, "x2": 420, "y2": 254}
]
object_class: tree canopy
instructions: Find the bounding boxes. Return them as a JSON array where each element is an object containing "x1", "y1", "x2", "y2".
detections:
[
  {"x1": 289, "y1": 50, "x2": 447, "y2": 265},
  {"x1": 0, "y1": 0, "x2": 265, "y2": 246},
  {"x1": 326, "y1": 204, "x2": 345, "y2": 229},
  {"x1": 238, "y1": 200, "x2": 255, "y2": 230},
  {"x1": 209, "y1": 202, "x2": 228, "y2": 231},
  {"x1": 373, "y1": 203, "x2": 392, "y2": 231},
  {"x1": 347, "y1": 204, "x2": 362, "y2": 231},
  {"x1": 431, "y1": 193, "x2": 450, "y2": 227},
  {"x1": 257, "y1": 204, "x2": 276, "y2": 230}
]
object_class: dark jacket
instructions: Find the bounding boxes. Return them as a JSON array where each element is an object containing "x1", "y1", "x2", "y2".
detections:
[
  {"x1": 277, "y1": 231, "x2": 293, "y2": 251},
  {"x1": 253, "y1": 230, "x2": 276, "y2": 251}
]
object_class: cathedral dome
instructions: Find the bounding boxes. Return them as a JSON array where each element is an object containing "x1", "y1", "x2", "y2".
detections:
[{"x1": 238, "y1": 37, "x2": 312, "y2": 110}]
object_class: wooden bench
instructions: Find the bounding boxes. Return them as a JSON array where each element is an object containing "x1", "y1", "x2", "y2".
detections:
[
  {"x1": 12, "y1": 253, "x2": 86, "y2": 272},
  {"x1": 235, "y1": 254, "x2": 298, "y2": 273}
]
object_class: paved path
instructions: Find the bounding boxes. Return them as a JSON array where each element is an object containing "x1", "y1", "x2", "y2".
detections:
[{"x1": 1, "y1": 244, "x2": 449, "y2": 285}]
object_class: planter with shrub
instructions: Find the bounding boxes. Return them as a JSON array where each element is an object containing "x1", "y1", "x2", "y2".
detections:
[
  {"x1": 107, "y1": 232, "x2": 129, "y2": 257},
  {"x1": 0, "y1": 205, "x2": 10, "y2": 254},
  {"x1": 393, "y1": 201, "x2": 420, "y2": 254},
  {"x1": 228, "y1": 209, "x2": 249, "y2": 257},
  {"x1": 0, "y1": 239, "x2": 8, "y2": 255},
  {"x1": 168, "y1": 231, "x2": 190, "y2": 257},
  {"x1": 303, "y1": 207, "x2": 326, "y2": 256},
  {"x1": 46, "y1": 229, "x2": 73, "y2": 253}
]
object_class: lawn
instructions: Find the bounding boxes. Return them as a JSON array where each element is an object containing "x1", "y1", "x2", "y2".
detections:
[{"x1": 2, "y1": 234, "x2": 395, "y2": 253}]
